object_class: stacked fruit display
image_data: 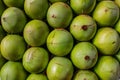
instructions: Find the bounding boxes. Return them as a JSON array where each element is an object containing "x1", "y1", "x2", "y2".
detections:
[{"x1": 0, "y1": 0, "x2": 120, "y2": 80}]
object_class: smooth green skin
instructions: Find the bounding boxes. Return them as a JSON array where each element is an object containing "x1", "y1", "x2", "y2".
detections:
[
  {"x1": 0, "y1": 0, "x2": 5, "y2": 18},
  {"x1": 1, "y1": 7, "x2": 27, "y2": 33},
  {"x1": 70, "y1": 15, "x2": 97, "y2": 41},
  {"x1": 24, "y1": 20, "x2": 49, "y2": 47},
  {"x1": 70, "y1": 0, "x2": 96, "y2": 14},
  {"x1": 94, "y1": 56, "x2": 120, "y2": 80},
  {"x1": 1, "y1": 61, "x2": 27, "y2": 80},
  {"x1": 47, "y1": 2, "x2": 73, "y2": 28},
  {"x1": 49, "y1": 0, "x2": 67, "y2": 3},
  {"x1": 47, "y1": 57, "x2": 74, "y2": 80},
  {"x1": 27, "y1": 74, "x2": 48, "y2": 80},
  {"x1": 24, "y1": 0, "x2": 49, "y2": 19},
  {"x1": 3, "y1": 0, "x2": 24, "y2": 8},
  {"x1": 115, "y1": 19, "x2": 120, "y2": 34},
  {"x1": 0, "y1": 25, "x2": 6, "y2": 42},
  {"x1": 47, "y1": 29, "x2": 74, "y2": 56},
  {"x1": 73, "y1": 70, "x2": 98, "y2": 80},
  {"x1": 1, "y1": 35, "x2": 27, "y2": 61},
  {"x1": 71, "y1": 42, "x2": 98, "y2": 69},
  {"x1": 115, "y1": 0, "x2": 120, "y2": 8},
  {"x1": 93, "y1": 1, "x2": 119, "y2": 27},
  {"x1": 93, "y1": 27, "x2": 120, "y2": 55},
  {"x1": 23, "y1": 47, "x2": 49, "y2": 73},
  {"x1": 115, "y1": 50, "x2": 120, "y2": 62}
]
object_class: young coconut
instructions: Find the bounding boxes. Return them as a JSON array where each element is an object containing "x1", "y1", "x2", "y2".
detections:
[{"x1": 71, "y1": 42, "x2": 98, "y2": 69}]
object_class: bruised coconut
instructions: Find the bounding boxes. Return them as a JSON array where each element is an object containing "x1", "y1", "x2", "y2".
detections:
[
  {"x1": 70, "y1": 15, "x2": 97, "y2": 41},
  {"x1": 1, "y1": 7, "x2": 27, "y2": 33},
  {"x1": 47, "y1": 28, "x2": 74, "y2": 56},
  {"x1": 23, "y1": 47, "x2": 49, "y2": 73},
  {"x1": 24, "y1": 0, "x2": 49, "y2": 19},
  {"x1": 1, "y1": 35, "x2": 27, "y2": 61},
  {"x1": 71, "y1": 42, "x2": 98, "y2": 69},
  {"x1": 94, "y1": 56, "x2": 120, "y2": 80},
  {"x1": 70, "y1": 0, "x2": 96, "y2": 14},
  {"x1": 23, "y1": 20, "x2": 49, "y2": 47},
  {"x1": 93, "y1": 1, "x2": 119, "y2": 27},
  {"x1": 0, "y1": 61, "x2": 27, "y2": 80},
  {"x1": 27, "y1": 74, "x2": 48, "y2": 80},
  {"x1": 47, "y1": 57, "x2": 74, "y2": 80},
  {"x1": 3, "y1": 0, "x2": 24, "y2": 8},
  {"x1": 47, "y1": 2, "x2": 73, "y2": 28},
  {"x1": 73, "y1": 70, "x2": 98, "y2": 80},
  {"x1": 93, "y1": 27, "x2": 120, "y2": 55}
]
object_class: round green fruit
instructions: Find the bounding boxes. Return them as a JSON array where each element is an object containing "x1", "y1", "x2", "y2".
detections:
[
  {"x1": 27, "y1": 74, "x2": 48, "y2": 80},
  {"x1": 47, "y1": 2, "x2": 73, "y2": 28},
  {"x1": 1, "y1": 35, "x2": 27, "y2": 61},
  {"x1": 93, "y1": 1, "x2": 119, "y2": 27},
  {"x1": 23, "y1": 20, "x2": 49, "y2": 47},
  {"x1": 1, "y1": 7, "x2": 27, "y2": 33},
  {"x1": 3, "y1": 0, "x2": 24, "y2": 8},
  {"x1": 47, "y1": 57, "x2": 74, "y2": 80},
  {"x1": 71, "y1": 42, "x2": 98, "y2": 69},
  {"x1": 70, "y1": 15, "x2": 97, "y2": 41},
  {"x1": 115, "y1": 0, "x2": 120, "y2": 8},
  {"x1": 1, "y1": 61, "x2": 27, "y2": 80},
  {"x1": 94, "y1": 56, "x2": 120, "y2": 80},
  {"x1": 24, "y1": 0, "x2": 49, "y2": 19},
  {"x1": 115, "y1": 19, "x2": 120, "y2": 34},
  {"x1": 73, "y1": 70, "x2": 98, "y2": 80},
  {"x1": 47, "y1": 29, "x2": 74, "y2": 56},
  {"x1": 70, "y1": 0, "x2": 96, "y2": 14},
  {"x1": 23, "y1": 47, "x2": 49, "y2": 73},
  {"x1": 93, "y1": 27, "x2": 120, "y2": 55}
]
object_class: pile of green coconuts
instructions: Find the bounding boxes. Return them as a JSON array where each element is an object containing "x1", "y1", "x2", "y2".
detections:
[{"x1": 0, "y1": 0, "x2": 120, "y2": 80}]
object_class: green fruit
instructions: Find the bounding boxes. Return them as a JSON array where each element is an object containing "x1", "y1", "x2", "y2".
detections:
[
  {"x1": 47, "y1": 57, "x2": 74, "y2": 80},
  {"x1": 94, "y1": 56, "x2": 120, "y2": 80},
  {"x1": 3, "y1": 0, "x2": 24, "y2": 8},
  {"x1": 23, "y1": 47, "x2": 49, "y2": 73},
  {"x1": 47, "y1": 2, "x2": 73, "y2": 28},
  {"x1": 23, "y1": 20, "x2": 49, "y2": 47},
  {"x1": 1, "y1": 35, "x2": 27, "y2": 61},
  {"x1": 24, "y1": 0, "x2": 49, "y2": 19},
  {"x1": 115, "y1": 0, "x2": 120, "y2": 8},
  {"x1": 93, "y1": 27, "x2": 120, "y2": 55},
  {"x1": 49, "y1": 0, "x2": 67, "y2": 3},
  {"x1": 47, "y1": 29, "x2": 74, "y2": 56},
  {"x1": 73, "y1": 70, "x2": 98, "y2": 80},
  {"x1": 0, "y1": 25, "x2": 6, "y2": 42},
  {"x1": 0, "y1": 0, "x2": 5, "y2": 18},
  {"x1": 70, "y1": 15, "x2": 97, "y2": 41},
  {"x1": 71, "y1": 42, "x2": 98, "y2": 69},
  {"x1": 1, "y1": 7, "x2": 27, "y2": 33},
  {"x1": 27, "y1": 74, "x2": 48, "y2": 80},
  {"x1": 1, "y1": 61, "x2": 27, "y2": 80},
  {"x1": 70, "y1": 0, "x2": 96, "y2": 14},
  {"x1": 115, "y1": 19, "x2": 120, "y2": 34},
  {"x1": 93, "y1": 1, "x2": 119, "y2": 27}
]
